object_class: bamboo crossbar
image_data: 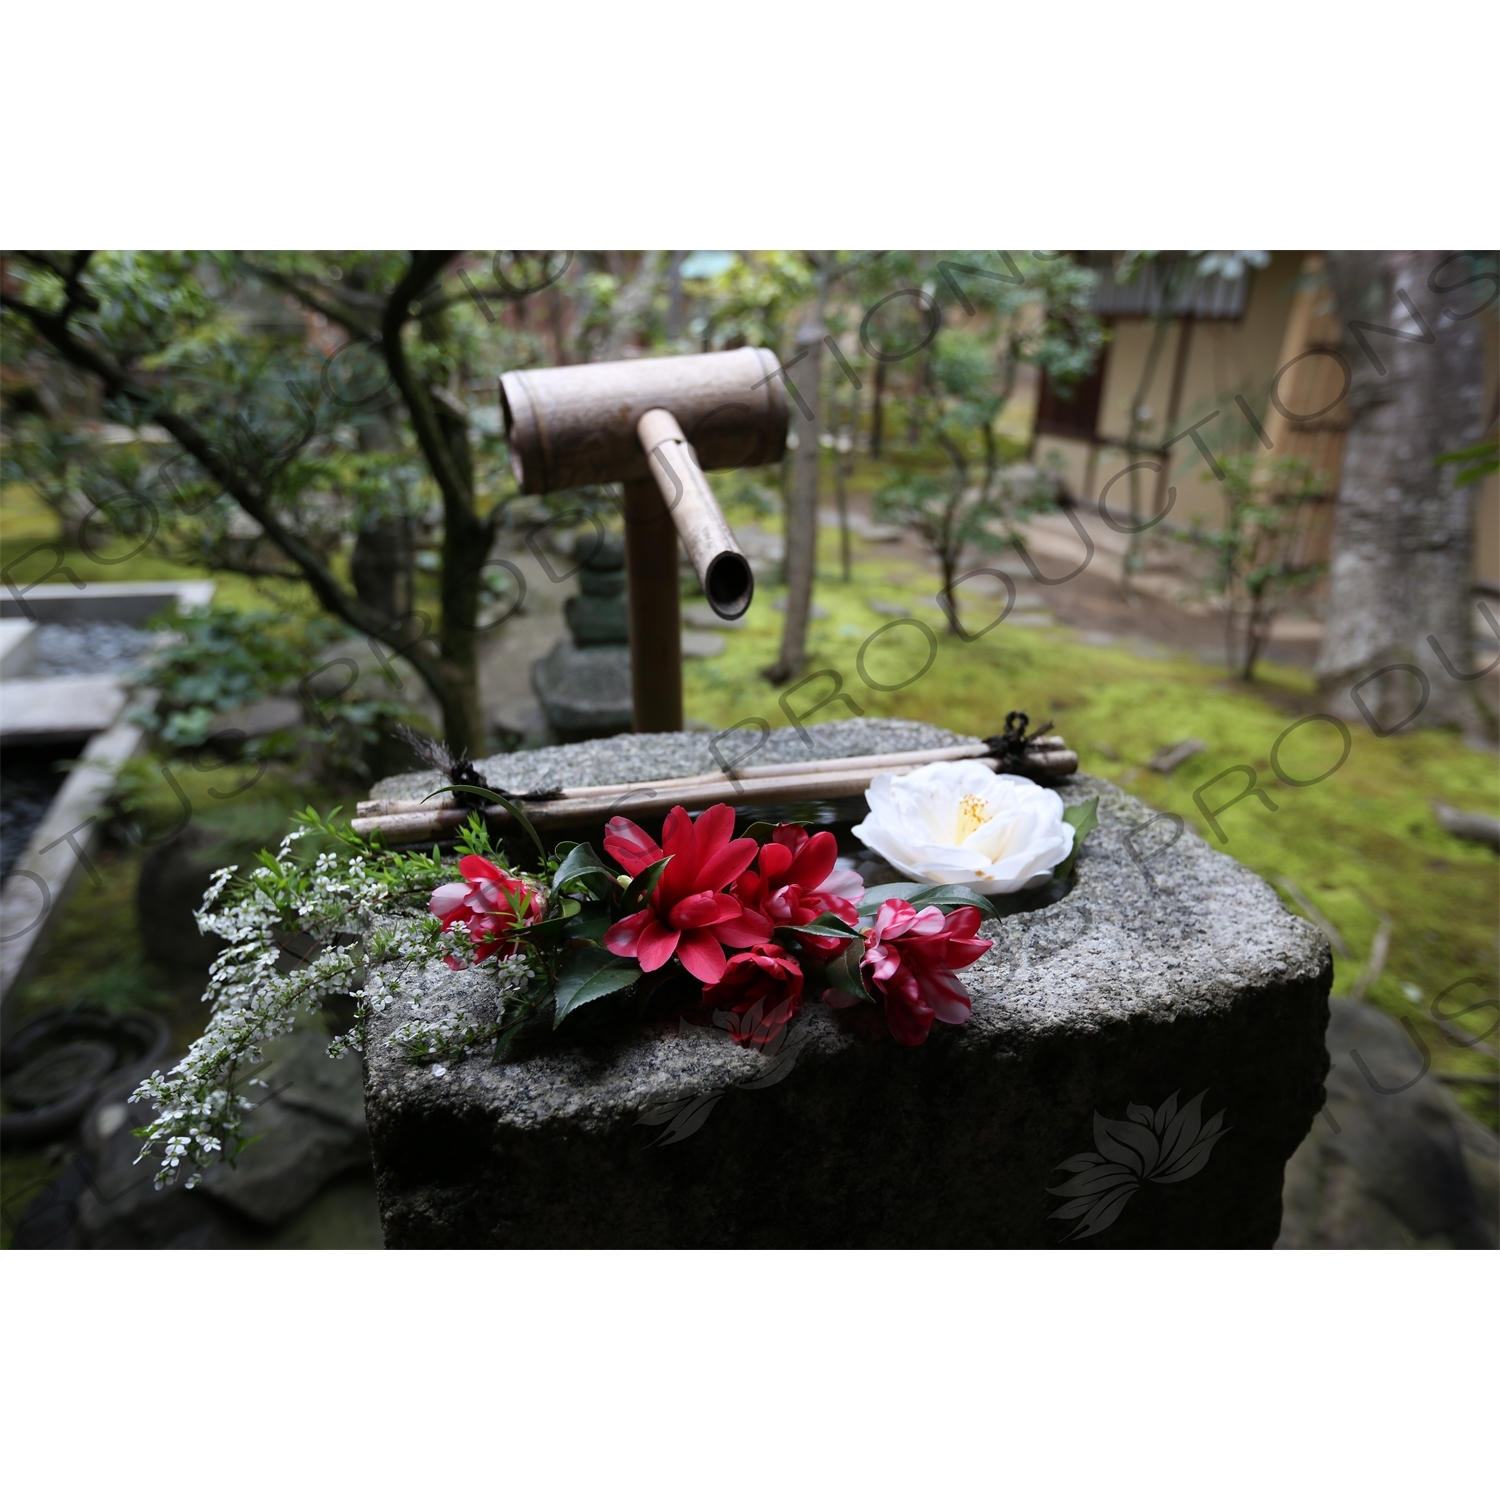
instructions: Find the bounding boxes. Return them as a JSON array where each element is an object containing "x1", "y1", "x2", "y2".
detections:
[
  {"x1": 350, "y1": 737, "x2": 1078, "y2": 845},
  {"x1": 355, "y1": 740, "x2": 990, "y2": 820}
]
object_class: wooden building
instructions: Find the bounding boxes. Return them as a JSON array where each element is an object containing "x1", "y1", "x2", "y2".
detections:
[{"x1": 1030, "y1": 251, "x2": 1499, "y2": 594}]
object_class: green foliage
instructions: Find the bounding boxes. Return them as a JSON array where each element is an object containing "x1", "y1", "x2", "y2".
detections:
[
  {"x1": 1055, "y1": 798, "x2": 1100, "y2": 882},
  {"x1": 1173, "y1": 452, "x2": 1327, "y2": 680},
  {"x1": 868, "y1": 254, "x2": 1102, "y2": 622},
  {"x1": 856, "y1": 883, "x2": 1002, "y2": 919},
  {"x1": 0, "y1": 413, "x2": 102, "y2": 540},
  {"x1": 129, "y1": 603, "x2": 337, "y2": 747},
  {"x1": 551, "y1": 949, "x2": 640, "y2": 1028},
  {"x1": 120, "y1": 598, "x2": 421, "y2": 784},
  {"x1": 712, "y1": 466, "x2": 782, "y2": 520},
  {"x1": 823, "y1": 937, "x2": 871, "y2": 1000},
  {"x1": 550, "y1": 841, "x2": 620, "y2": 902},
  {"x1": 874, "y1": 330, "x2": 1060, "y2": 624},
  {"x1": 688, "y1": 251, "x2": 817, "y2": 351},
  {"x1": 1, "y1": 249, "x2": 583, "y2": 746},
  {"x1": 1436, "y1": 434, "x2": 1499, "y2": 488}
]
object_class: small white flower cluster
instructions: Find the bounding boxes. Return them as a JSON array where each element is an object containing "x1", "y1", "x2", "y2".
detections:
[
  {"x1": 132, "y1": 939, "x2": 367, "y2": 1188},
  {"x1": 130, "y1": 822, "x2": 486, "y2": 1188}
]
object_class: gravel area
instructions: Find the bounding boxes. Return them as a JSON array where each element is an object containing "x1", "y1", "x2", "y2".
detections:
[
  {"x1": 27, "y1": 622, "x2": 153, "y2": 677},
  {"x1": 370, "y1": 717, "x2": 976, "y2": 800}
]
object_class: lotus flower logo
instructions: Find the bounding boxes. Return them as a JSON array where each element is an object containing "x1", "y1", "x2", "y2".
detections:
[{"x1": 1048, "y1": 1090, "x2": 1229, "y2": 1241}]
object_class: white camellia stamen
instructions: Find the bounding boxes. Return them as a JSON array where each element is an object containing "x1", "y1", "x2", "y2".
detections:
[{"x1": 852, "y1": 761, "x2": 1075, "y2": 895}]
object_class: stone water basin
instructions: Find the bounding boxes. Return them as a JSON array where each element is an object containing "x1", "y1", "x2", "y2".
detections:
[{"x1": 362, "y1": 719, "x2": 1331, "y2": 1248}]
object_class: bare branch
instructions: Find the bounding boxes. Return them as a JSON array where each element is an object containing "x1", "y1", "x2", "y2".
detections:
[
  {"x1": 237, "y1": 256, "x2": 380, "y2": 341},
  {"x1": 377, "y1": 253, "x2": 477, "y2": 522}
]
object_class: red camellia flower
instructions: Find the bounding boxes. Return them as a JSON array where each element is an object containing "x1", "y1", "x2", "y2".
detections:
[
  {"x1": 702, "y1": 942, "x2": 804, "y2": 1048},
  {"x1": 430, "y1": 856, "x2": 546, "y2": 966},
  {"x1": 826, "y1": 897, "x2": 993, "y2": 1047},
  {"x1": 731, "y1": 825, "x2": 865, "y2": 957},
  {"x1": 603, "y1": 804, "x2": 772, "y2": 983}
]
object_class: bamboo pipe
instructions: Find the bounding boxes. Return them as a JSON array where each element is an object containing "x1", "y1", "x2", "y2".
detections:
[
  {"x1": 499, "y1": 348, "x2": 788, "y2": 493},
  {"x1": 637, "y1": 407, "x2": 754, "y2": 620}
]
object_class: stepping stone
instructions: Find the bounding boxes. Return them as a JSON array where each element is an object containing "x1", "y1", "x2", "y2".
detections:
[
  {"x1": 1149, "y1": 738, "x2": 1207, "y2": 775},
  {"x1": 680, "y1": 630, "x2": 726, "y2": 659},
  {"x1": 772, "y1": 598, "x2": 829, "y2": 619}
]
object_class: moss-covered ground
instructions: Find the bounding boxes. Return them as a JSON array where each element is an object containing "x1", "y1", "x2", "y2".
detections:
[{"x1": 685, "y1": 518, "x2": 1500, "y2": 1128}]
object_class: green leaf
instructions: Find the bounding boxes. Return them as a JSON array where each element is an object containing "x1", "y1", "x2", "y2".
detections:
[
  {"x1": 824, "y1": 939, "x2": 871, "y2": 1001},
  {"x1": 552, "y1": 948, "x2": 641, "y2": 1027},
  {"x1": 858, "y1": 882, "x2": 999, "y2": 921},
  {"x1": 1435, "y1": 436, "x2": 1499, "y2": 486},
  {"x1": 625, "y1": 854, "x2": 672, "y2": 910},
  {"x1": 1054, "y1": 797, "x2": 1099, "y2": 883},
  {"x1": 775, "y1": 912, "x2": 861, "y2": 940},
  {"x1": 564, "y1": 914, "x2": 612, "y2": 943},
  {"x1": 551, "y1": 841, "x2": 616, "y2": 900},
  {"x1": 909, "y1": 884, "x2": 1001, "y2": 920},
  {"x1": 520, "y1": 911, "x2": 582, "y2": 945},
  {"x1": 423, "y1": 783, "x2": 546, "y2": 867},
  {"x1": 857, "y1": 881, "x2": 931, "y2": 911},
  {"x1": 1062, "y1": 797, "x2": 1099, "y2": 841}
]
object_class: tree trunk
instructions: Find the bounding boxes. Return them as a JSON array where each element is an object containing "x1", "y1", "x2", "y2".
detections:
[
  {"x1": 432, "y1": 399, "x2": 488, "y2": 757},
  {"x1": 1316, "y1": 251, "x2": 1487, "y2": 732},
  {"x1": 835, "y1": 441, "x2": 852, "y2": 584},
  {"x1": 766, "y1": 308, "x2": 826, "y2": 683},
  {"x1": 871, "y1": 359, "x2": 886, "y2": 457},
  {"x1": 351, "y1": 398, "x2": 418, "y2": 704},
  {"x1": 432, "y1": 553, "x2": 486, "y2": 757},
  {"x1": 666, "y1": 251, "x2": 684, "y2": 342},
  {"x1": 1242, "y1": 589, "x2": 1269, "y2": 681},
  {"x1": 940, "y1": 551, "x2": 958, "y2": 635},
  {"x1": 1121, "y1": 296, "x2": 1178, "y2": 592}
]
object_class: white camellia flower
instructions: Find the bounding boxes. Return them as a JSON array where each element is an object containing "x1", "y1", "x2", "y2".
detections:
[{"x1": 852, "y1": 761, "x2": 1075, "y2": 894}]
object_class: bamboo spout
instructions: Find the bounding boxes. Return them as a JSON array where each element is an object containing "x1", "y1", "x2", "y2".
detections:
[{"x1": 637, "y1": 407, "x2": 754, "y2": 620}]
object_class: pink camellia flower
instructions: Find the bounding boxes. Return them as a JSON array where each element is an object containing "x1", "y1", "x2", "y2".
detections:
[
  {"x1": 825, "y1": 897, "x2": 992, "y2": 1047},
  {"x1": 603, "y1": 804, "x2": 772, "y2": 983},
  {"x1": 731, "y1": 825, "x2": 865, "y2": 957},
  {"x1": 702, "y1": 942, "x2": 805, "y2": 1048},
  {"x1": 429, "y1": 855, "x2": 545, "y2": 966}
]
